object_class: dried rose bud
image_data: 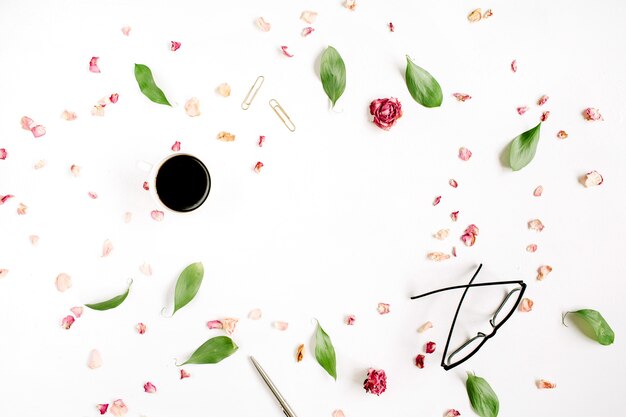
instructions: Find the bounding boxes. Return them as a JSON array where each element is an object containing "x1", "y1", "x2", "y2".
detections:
[
  {"x1": 88, "y1": 349, "x2": 102, "y2": 369},
  {"x1": 449, "y1": 179, "x2": 458, "y2": 188},
  {"x1": 110, "y1": 399, "x2": 128, "y2": 417},
  {"x1": 517, "y1": 106, "x2": 529, "y2": 115},
  {"x1": 533, "y1": 186, "x2": 543, "y2": 197},
  {"x1": 418, "y1": 321, "x2": 433, "y2": 333},
  {"x1": 144, "y1": 382, "x2": 157, "y2": 393},
  {"x1": 433, "y1": 196, "x2": 441, "y2": 206},
  {"x1": 537, "y1": 265, "x2": 553, "y2": 281},
  {"x1": 363, "y1": 368, "x2": 387, "y2": 395},
  {"x1": 453, "y1": 93, "x2": 472, "y2": 102},
  {"x1": 425, "y1": 341, "x2": 436, "y2": 354},
  {"x1": 528, "y1": 219, "x2": 544, "y2": 232},
  {"x1": 70, "y1": 306, "x2": 83, "y2": 318},
  {"x1": 458, "y1": 147, "x2": 472, "y2": 161},
  {"x1": 61, "y1": 315, "x2": 75, "y2": 329},
  {"x1": 526, "y1": 244, "x2": 538, "y2": 253},
  {"x1": 273, "y1": 321, "x2": 289, "y2": 331},
  {"x1": 254, "y1": 161, "x2": 264, "y2": 173},
  {"x1": 55, "y1": 273, "x2": 72, "y2": 292},
  {"x1": 483, "y1": 9, "x2": 493, "y2": 18},
  {"x1": 346, "y1": 315, "x2": 356, "y2": 325},
  {"x1": 296, "y1": 344, "x2": 304, "y2": 362},
  {"x1": 180, "y1": 369, "x2": 191, "y2": 379},
  {"x1": 557, "y1": 130, "x2": 568, "y2": 139},
  {"x1": 370, "y1": 97, "x2": 403, "y2": 130},
  {"x1": 434, "y1": 229, "x2": 450, "y2": 240},
  {"x1": 171, "y1": 141, "x2": 181, "y2": 152},
  {"x1": 538, "y1": 95, "x2": 549, "y2": 106},
  {"x1": 428, "y1": 252, "x2": 451, "y2": 261},
  {"x1": 468, "y1": 8, "x2": 482, "y2": 22},
  {"x1": 184, "y1": 97, "x2": 201, "y2": 117},
  {"x1": 583, "y1": 108, "x2": 603, "y2": 121},
  {"x1": 256, "y1": 17, "x2": 271, "y2": 32},
  {"x1": 520, "y1": 298, "x2": 534, "y2": 312},
  {"x1": 300, "y1": 10, "x2": 318, "y2": 24},
  {"x1": 97, "y1": 404, "x2": 109, "y2": 415},
  {"x1": 136, "y1": 323, "x2": 147, "y2": 334},
  {"x1": 389, "y1": 22, "x2": 395, "y2": 32},
  {"x1": 280, "y1": 46, "x2": 294, "y2": 57},
  {"x1": 217, "y1": 131, "x2": 236, "y2": 142},
  {"x1": 415, "y1": 354, "x2": 425, "y2": 368},
  {"x1": 511, "y1": 60, "x2": 518, "y2": 73},
  {"x1": 151, "y1": 210, "x2": 164, "y2": 222},
  {"x1": 248, "y1": 308, "x2": 262, "y2": 320},
  {"x1": 582, "y1": 170, "x2": 603, "y2": 187},
  {"x1": 377, "y1": 303, "x2": 390, "y2": 314},
  {"x1": 537, "y1": 379, "x2": 556, "y2": 389},
  {"x1": 170, "y1": 41, "x2": 181, "y2": 51},
  {"x1": 217, "y1": 83, "x2": 231, "y2": 97},
  {"x1": 258, "y1": 135, "x2": 266, "y2": 147},
  {"x1": 446, "y1": 410, "x2": 461, "y2": 417},
  {"x1": 450, "y1": 211, "x2": 459, "y2": 222},
  {"x1": 541, "y1": 111, "x2": 550, "y2": 122}
]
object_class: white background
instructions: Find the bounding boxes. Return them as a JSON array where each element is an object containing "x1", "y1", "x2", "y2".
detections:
[{"x1": 1, "y1": 1, "x2": 625, "y2": 416}]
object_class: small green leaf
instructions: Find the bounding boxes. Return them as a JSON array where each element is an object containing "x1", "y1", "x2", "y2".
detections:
[
  {"x1": 85, "y1": 280, "x2": 132, "y2": 311},
  {"x1": 173, "y1": 262, "x2": 204, "y2": 315},
  {"x1": 466, "y1": 373, "x2": 499, "y2": 417},
  {"x1": 563, "y1": 309, "x2": 615, "y2": 345},
  {"x1": 181, "y1": 336, "x2": 238, "y2": 365},
  {"x1": 508, "y1": 123, "x2": 542, "y2": 171},
  {"x1": 405, "y1": 56, "x2": 443, "y2": 108},
  {"x1": 320, "y1": 46, "x2": 346, "y2": 108},
  {"x1": 134, "y1": 63, "x2": 171, "y2": 106},
  {"x1": 314, "y1": 321, "x2": 337, "y2": 380}
]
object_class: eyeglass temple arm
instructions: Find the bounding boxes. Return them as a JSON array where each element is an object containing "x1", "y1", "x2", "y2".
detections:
[{"x1": 410, "y1": 280, "x2": 526, "y2": 300}]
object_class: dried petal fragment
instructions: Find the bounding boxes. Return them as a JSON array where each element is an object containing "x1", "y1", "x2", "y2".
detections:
[
  {"x1": 256, "y1": 17, "x2": 271, "y2": 32},
  {"x1": 537, "y1": 265, "x2": 553, "y2": 281},
  {"x1": 109, "y1": 93, "x2": 119, "y2": 104},
  {"x1": 89, "y1": 57, "x2": 101, "y2": 73},
  {"x1": 101, "y1": 239, "x2": 113, "y2": 257},
  {"x1": 363, "y1": 368, "x2": 387, "y2": 395},
  {"x1": 151, "y1": 210, "x2": 164, "y2": 221},
  {"x1": 533, "y1": 186, "x2": 543, "y2": 197},
  {"x1": 91, "y1": 105, "x2": 105, "y2": 117},
  {"x1": 70, "y1": 306, "x2": 83, "y2": 318},
  {"x1": 184, "y1": 97, "x2": 201, "y2": 117},
  {"x1": 217, "y1": 83, "x2": 231, "y2": 97},
  {"x1": 248, "y1": 308, "x2": 262, "y2": 320},
  {"x1": 55, "y1": 273, "x2": 72, "y2": 292},
  {"x1": 124, "y1": 212, "x2": 132, "y2": 223},
  {"x1": 451, "y1": 246, "x2": 457, "y2": 257},
  {"x1": 171, "y1": 141, "x2": 181, "y2": 152},
  {"x1": 537, "y1": 379, "x2": 557, "y2": 389},
  {"x1": 483, "y1": 9, "x2": 493, "y2": 18},
  {"x1": 453, "y1": 93, "x2": 472, "y2": 102},
  {"x1": 144, "y1": 382, "x2": 157, "y2": 393},
  {"x1": 458, "y1": 147, "x2": 472, "y2": 161},
  {"x1": 0, "y1": 148, "x2": 5, "y2": 160},
  {"x1": 280, "y1": 46, "x2": 294, "y2": 57},
  {"x1": 88, "y1": 349, "x2": 102, "y2": 369},
  {"x1": 377, "y1": 303, "x2": 390, "y2": 315},
  {"x1": 0, "y1": 194, "x2": 15, "y2": 205},
  {"x1": 97, "y1": 404, "x2": 109, "y2": 414},
  {"x1": 296, "y1": 344, "x2": 304, "y2": 362},
  {"x1": 258, "y1": 135, "x2": 265, "y2": 147},
  {"x1": 541, "y1": 111, "x2": 550, "y2": 122},
  {"x1": 511, "y1": 60, "x2": 518, "y2": 73},
  {"x1": 16, "y1": 203, "x2": 27, "y2": 215},
  {"x1": 207, "y1": 320, "x2": 223, "y2": 330},
  {"x1": 557, "y1": 130, "x2": 568, "y2": 139},
  {"x1": 517, "y1": 106, "x2": 529, "y2": 115},
  {"x1": 110, "y1": 399, "x2": 128, "y2": 417},
  {"x1": 88, "y1": 192, "x2": 98, "y2": 199},
  {"x1": 418, "y1": 321, "x2": 433, "y2": 333},
  {"x1": 170, "y1": 41, "x2": 181, "y2": 51},
  {"x1": 461, "y1": 224, "x2": 479, "y2": 247},
  {"x1": 445, "y1": 410, "x2": 461, "y2": 417},
  {"x1": 528, "y1": 219, "x2": 545, "y2": 232},
  {"x1": 31, "y1": 125, "x2": 46, "y2": 138},
  {"x1": 428, "y1": 252, "x2": 450, "y2": 261},
  {"x1": 468, "y1": 8, "x2": 482, "y2": 22},
  {"x1": 333, "y1": 410, "x2": 346, "y2": 417},
  {"x1": 415, "y1": 354, "x2": 425, "y2": 368},
  {"x1": 70, "y1": 164, "x2": 80, "y2": 177},
  {"x1": 582, "y1": 170, "x2": 603, "y2": 187},
  {"x1": 30, "y1": 235, "x2": 39, "y2": 246},
  {"x1": 254, "y1": 161, "x2": 264, "y2": 173},
  {"x1": 222, "y1": 318, "x2": 238, "y2": 335},
  {"x1": 139, "y1": 262, "x2": 152, "y2": 276},
  {"x1": 300, "y1": 10, "x2": 318, "y2": 24},
  {"x1": 526, "y1": 244, "x2": 538, "y2": 253},
  {"x1": 273, "y1": 321, "x2": 289, "y2": 331},
  {"x1": 433, "y1": 196, "x2": 441, "y2": 206},
  {"x1": 346, "y1": 315, "x2": 356, "y2": 325},
  {"x1": 302, "y1": 27, "x2": 315, "y2": 37},
  {"x1": 344, "y1": 0, "x2": 356, "y2": 10},
  {"x1": 434, "y1": 229, "x2": 450, "y2": 240},
  {"x1": 520, "y1": 298, "x2": 534, "y2": 312},
  {"x1": 61, "y1": 315, "x2": 75, "y2": 329},
  {"x1": 389, "y1": 22, "x2": 395, "y2": 32},
  {"x1": 143, "y1": 182, "x2": 149, "y2": 191},
  {"x1": 0, "y1": 269, "x2": 9, "y2": 279},
  {"x1": 425, "y1": 341, "x2": 436, "y2": 354},
  {"x1": 180, "y1": 369, "x2": 191, "y2": 379},
  {"x1": 217, "y1": 131, "x2": 236, "y2": 142},
  {"x1": 538, "y1": 95, "x2": 549, "y2": 106},
  {"x1": 121, "y1": 26, "x2": 131, "y2": 36},
  {"x1": 136, "y1": 323, "x2": 147, "y2": 334},
  {"x1": 61, "y1": 110, "x2": 77, "y2": 121},
  {"x1": 583, "y1": 108, "x2": 603, "y2": 121},
  {"x1": 21, "y1": 116, "x2": 34, "y2": 130},
  {"x1": 450, "y1": 211, "x2": 459, "y2": 222},
  {"x1": 449, "y1": 179, "x2": 458, "y2": 188}
]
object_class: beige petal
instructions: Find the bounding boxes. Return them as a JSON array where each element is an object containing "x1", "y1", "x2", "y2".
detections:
[{"x1": 55, "y1": 273, "x2": 72, "y2": 292}]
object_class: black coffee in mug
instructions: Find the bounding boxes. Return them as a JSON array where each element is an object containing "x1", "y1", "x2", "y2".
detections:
[{"x1": 155, "y1": 154, "x2": 211, "y2": 212}]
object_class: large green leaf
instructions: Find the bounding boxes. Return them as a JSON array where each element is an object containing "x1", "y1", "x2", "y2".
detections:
[
  {"x1": 405, "y1": 56, "x2": 443, "y2": 108},
  {"x1": 85, "y1": 280, "x2": 132, "y2": 311},
  {"x1": 320, "y1": 46, "x2": 346, "y2": 108},
  {"x1": 134, "y1": 63, "x2": 171, "y2": 106},
  {"x1": 508, "y1": 123, "x2": 542, "y2": 171},
  {"x1": 173, "y1": 262, "x2": 204, "y2": 315},
  {"x1": 314, "y1": 321, "x2": 337, "y2": 380},
  {"x1": 466, "y1": 373, "x2": 499, "y2": 417},
  {"x1": 181, "y1": 336, "x2": 238, "y2": 365},
  {"x1": 563, "y1": 309, "x2": 615, "y2": 345}
]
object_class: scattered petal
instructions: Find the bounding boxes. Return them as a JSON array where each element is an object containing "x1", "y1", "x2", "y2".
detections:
[
  {"x1": 170, "y1": 41, "x2": 181, "y2": 51},
  {"x1": 110, "y1": 399, "x2": 128, "y2": 417},
  {"x1": 273, "y1": 321, "x2": 289, "y2": 331},
  {"x1": 207, "y1": 320, "x2": 223, "y2": 330},
  {"x1": 109, "y1": 93, "x2": 119, "y2": 104},
  {"x1": 449, "y1": 179, "x2": 458, "y2": 188},
  {"x1": 461, "y1": 224, "x2": 479, "y2": 247},
  {"x1": 121, "y1": 26, "x2": 131, "y2": 36},
  {"x1": 433, "y1": 196, "x2": 441, "y2": 206},
  {"x1": 280, "y1": 46, "x2": 294, "y2": 57},
  {"x1": 453, "y1": 93, "x2": 472, "y2": 102},
  {"x1": 528, "y1": 219, "x2": 545, "y2": 232},
  {"x1": 258, "y1": 135, "x2": 265, "y2": 147},
  {"x1": 526, "y1": 244, "x2": 538, "y2": 253},
  {"x1": 451, "y1": 246, "x2": 457, "y2": 257},
  {"x1": 344, "y1": 0, "x2": 357, "y2": 10},
  {"x1": 377, "y1": 303, "x2": 390, "y2": 315},
  {"x1": 124, "y1": 212, "x2": 132, "y2": 223},
  {"x1": 144, "y1": 382, "x2": 157, "y2": 393},
  {"x1": 256, "y1": 17, "x2": 271, "y2": 32},
  {"x1": 557, "y1": 130, "x2": 568, "y2": 139},
  {"x1": 184, "y1": 97, "x2": 201, "y2": 117},
  {"x1": 445, "y1": 410, "x2": 461, "y2": 417},
  {"x1": 88, "y1": 349, "x2": 102, "y2": 369},
  {"x1": 101, "y1": 239, "x2": 113, "y2": 257},
  {"x1": 21, "y1": 116, "x2": 34, "y2": 130},
  {"x1": 541, "y1": 111, "x2": 550, "y2": 122},
  {"x1": 142, "y1": 181, "x2": 149, "y2": 191},
  {"x1": 222, "y1": 318, "x2": 238, "y2": 335},
  {"x1": 520, "y1": 298, "x2": 534, "y2": 312},
  {"x1": 415, "y1": 354, "x2": 425, "y2": 368},
  {"x1": 538, "y1": 95, "x2": 549, "y2": 106},
  {"x1": 517, "y1": 106, "x2": 529, "y2": 115},
  {"x1": 171, "y1": 141, "x2": 181, "y2": 152},
  {"x1": 418, "y1": 322, "x2": 433, "y2": 333},
  {"x1": 296, "y1": 344, "x2": 304, "y2": 362},
  {"x1": 151, "y1": 210, "x2": 164, "y2": 221},
  {"x1": 31, "y1": 125, "x2": 46, "y2": 138},
  {"x1": 428, "y1": 252, "x2": 451, "y2": 261},
  {"x1": 0, "y1": 148, "x2": 5, "y2": 160},
  {"x1": 61, "y1": 315, "x2": 75, "y2": 329},
  {"x1": 450, "y1": 211, "x2": 459, "y2": 222},
  {"x1": 217, "y1": 83, "x2": 231, "y2": 97},
  {"x1": 468, "y1": 8, "x2": 482, "y2": 22},
  {"x1": 17, "y1": 203, "x2": 27, "y2": 215},
  {"x1": 346, "y1": 315, "x2": 356, "y2": 325},
  {"x1": 139, "y1": 262, "x2": 152, "y2": 276},
  {"x1": 537, "y1": 265, "x2": 553, "y2": 281},
  {"x1": 583, "y1": 108, "x2": 603, "y2": 121},
  {"x1": 458, "y1": 147, "x2": 472, "y2": 161},
  {"x1": 533, "y1": 186, "x2": 544, "y2": 197},
  {"x1": 0, "y1": 194, "x2": 15, "y2": 205},
  {"x1": 511, "y1": 60, "x2": 518, "y2": 73},
  {"x1": 425, "y1": 341, "x2": 436, "y2": 354},
  {"x1": 55, "y1": 273, "x2": 72, "y2": 292},
  {"x1": 0, "y1": 269, "x2": 9, "y2": 279},
  {"x1": 333, "y1": 410, "x2": 346, "y2": 417},
  {"x1": 300, "y1": 10, "x2": 318, "y2": 24},
  {"x1": 136, "y1": 323, "x2": 147, "y2": 334},
  {"x1": 434, "y1": 229, "x2": 450, "y2": 240},
  {"x1": 254, "y1": 161, "x2": 264, "y2": 173},
  {"x1": 70, "y1": 164, "x2": 80, "y2": 177},
  {"x1": 70, "y1": 306, "x2": 83, "y2": 318},
  {"x1": 97, "y1": 404, "x2": 109, "y2": 415},
  {"x1": 88, "y1": 191, "x2": 98, "y2": 199},
  {"x1": 483, "y1": 9, "x2": 493, "y2": 18},
  {"x1": 91, "y1": 105, "x2": 105, "y2": 116},
  {"x1": 34, "y1": 160, "x2": 46, "y2": 169},
  {"x1": 61, "y1": 110, "x2": 77, "y2": 121},
  {"x1": 537, "y1": 379, "x2": 557, "y2": 389},
  {"x1": 29, "y1": 235, "x2": 40, "y2": 246},
  {"x1": 389, "y1": 22, "x2": 395, "y2": 32},
  {"x1": 217, "y1": 131, "x2": 236, "y2": 142},
  {"x1": 302, "y1": 27, "x2": 315, "y2": 37},
  {"x1": 248, "y1": 308, "x2": 262, "y2": 320},
  {"x1": 582, "y1": 170, "x2": 603, "y2": 187},
  {"x1": 180, "y1": 369, "x2": 191, "y2": 379},
  {"x1": 89, "y1": 57, "x2": 101, "y2": 73},
  {"x1": 363, "y1": 368, "x2": 387, "y2": 395}
]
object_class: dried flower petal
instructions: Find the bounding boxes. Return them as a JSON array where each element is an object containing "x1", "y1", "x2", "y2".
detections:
[
  {"x1": 110, "y1": 399, "x2": 128, "y2": 417},
  {"x1": 88, "y1": 192, "x2": 98, "y2": 199},
  {"x1": 333, "y1": 410, "x2": 346, "y2": 417},
  {"x1": 0, "y1": 148, "x2": 6, "y2": 160},
  {"x1": 136, "y1": 323, "x2": 147, "y2": 334},
  {"x1": 273, "y1": 321, "x2": 289, "y2": 331},
  {"x1": 445, "y1": 410, "x2": 461, "y2": 417},
  {"x1": 526, "y1": 244, "x2": 538, "y2": 253},
  {"x1": 415, "y1": 354, "x2": 425, "y2": 368},
  {"x1": 537, "y1": 379, "x2": 557, "y2": 389},
  {"x1": 453, "y1": 93, "x2": 472, "y2": 102},
  {"x1": 541, "y1": 111, "x2": 550, "y2": 122},
  {"x1": 528, "y1": 219, "x2": 545, "y2": 232},
  {"x1": 207, "y1": 319, "x2": 223, "y2": 329},
  {"x1": 302, "y1": 27, "x2": 315, "y2": 37},
  {"x1": 30, "y1": 235, "x2": 39, "y2": 246},
  {"x1": 346, "y1": 315, "x2": 356, "y2": 325},
  {"x1": 0, "y1": 269, "x2": 9, "y2": 279},
  {"x1": 451, "y1": 246, "x2": 457, "y2": 257},
  {"x1": 254, "y1": 161, "x2": 264, "y2": 173},
  {"x1": 222, "y1": 318, "x2": 238, "y2": 335},
  {"x1": 248, "y1": 308, "x2": 262, "y2": 320},
  {"x1": 31, "y1": 125, "x2": 46, "y2": 138},
  {"x1": 121, "y1": 26, "x2": 131, "y2": 36},
  {"x1": 557, "y1": 130, "x2": 568, "y2": 139},
  {"x1": 151, "y1": 210, "x2": 164, "y2": 221},
  {"x1": 171, "y1": 141, "x2": 181, "y2": 152},
  {"x1": 428, "y1": 252, "x2": 450, "y2": 261},
  {"x1": 61, "y1": 315, "x2": 75, "y2": 329},
  {"x1": 256, "y1": 17, "x2": 271, "y2": 32},
  {"x1": 433, "y1": 196, "x2": 441, "y2": 206},
  {"x1": 511, "y1": 60, "x2": 518, "y2": 73},
  {"x1": 533, "y1": 186, "x2": 543, "y2": 197},
  {"x1": 582, "y1": 170, "x2": 603, "y2": 187},
  {"x1": 70, "y1": 165, "x2": 80, "y2": 177},
  {"x1": 88, "y1": 349, "x2": 102, "y2": 369},
  {"x1": 180, "y1": 369, "x2": 191, "y2": 379},
  {"x1": 468, "y1": 8, "x2": 482, "y2": 22},
  {"x1": 217, "y1": 83, "x2": 231, "y2": 97},
  {"x1": 458, "y1": 147, "x2": 472, "y2": 161},
  {"x1": 344, "y1": 0, "x2": 357, "y2": 10},
  {"x1": 296, "y1": 344, "x2": 304, "y2": 362},
  {"x1": 91, "y1": 105, "x2": 105, "y2": 117},
  {"x1": 17, "y1": 203, "x2": 27, "y2": 215},
  {"x1": 450, "y1": 211, "x2": 459, "y2": 222},
  {"x1": 55, "y1": 273, "x2": 72, "y2": 292},
  {"x1": 583, "y1": 108, "x2": 603, "y2": 121},
  {"x1": 483, "y1": 9, "x2": 493, "y2": 18},
  {"x1": 184, "y1": 97, "x2": 201, "y2": 117},
  {"x1": 461, "y1": 224, "x2": 479, "y2": 247},
  {"x1": 377, "y1": 303, "x2": 390, "y2": 315},
  {"x1": 217, "y1": 131, "x2": 236, "y2": 142},
  {"x1": 142, "y1": 181, "x2": 149, "y2": 191},
  {"x1": 70, "y1": 306, "x2": 83, "y2": 318},
  {"x1": 538, "y1": 95, "x2": 549, "y2": 106},
  {"x1": 300, "y1": 10, "x2": 318, "y2": 24},
  {"x1": 61, "y1": 110, "x2": 77, "y2": 121},
  {"x1": 449, "y1": 179, "x2": 458, "y2": 188},
  {"x1": 109, "y1": 93, "x2": 119, "y2": 104},
  {"x1": 33, "y1": 160, "x2": 46, "y2": 169},
  {"x1": 280, "y1": 46, "x2": 294, "y2": 57},
  {"x1": 389, "y1": 22, "x2": 395, "y2": 32},
  {"x1": 425, "y1": 341, "x2": 436, "y2": 354},
  {"x1": 0, "y1": 194, "x2": 15, "y2": 205},
  {"x1": 124, "y1": 212, "x2": 132, "y2": 223},
  {"x1": 520, "y1": 298, "x2": 534, "y2": 312},
  {"x1": 21, "y1": 116, "x2": 34, "y2": 130},
  {"x1": 89, "y1": 57, "x2": 101, "y2": 73},
  {"x1": 170, "y1": 41, "x2": 181, "y2": 51},
  {"x1": 418, "y1": 321, "x2": 433, "y2": 333},
  {"x1": 101, "y1": 239, "x2": 113, "y2": 257},
  {"x1": 144, "y1": 382, "x2": 157, "y2": 393},
  {"x1": 258, "y1": 135, "x2": 265, "y2": 147},
  {"x1": 97, "y1": 404, "x2": 109, "y2": 414},
  {"x1": 434, "y1": 229, "x2": 450, "y2": 240},
  {"x1": 363, "y1": 368, "x2": 387, "y2": 395},
  {"x1": 139, "y1": 262, "x2": 152, "y2": 277},
  {"x1": 537, "y1": 265, "x2": 553, "y2": 281},
  {"x1": 517, "y1": 106, "x2": 529, "y2": 115}
]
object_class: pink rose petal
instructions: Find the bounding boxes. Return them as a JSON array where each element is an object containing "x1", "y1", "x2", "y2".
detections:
[
  {"x1": 415, "y1": 354, "x2": 425, "y2": 368},
  {"x1": 61, "y1": 110, "x2": 78, "y2": 121},
  {"x1": 389, "y1": 22, "x2": 395, "y2": 32},
  {"x1": 333, "y1": 410, "x2": 346, "y2": 417},
  {"x1": 520, "y1": 298, "x2": 534, "y2": 312},
  {"x1": 377, "y1": 302, "x2": 390, "y2": 315},
  {"x1": 258, "y1": 135, "x2": 265, "y2": 147},
  {"x1": 184, "y1": 97, "x2": 201, "y2": 117},
  {"x1": 449, "y1": 179, "x2": 458, "y2": 188},
  {"x1": 346, "y1": 315, "x2": 356, "y2": 325},
  {"x1": 70, "y1": 164, "x2": 80, "y2": 177},
  {"x1": 170, "y1": 41, "x2": 181, "y2": 51},
  {"x1": 55, "y1": 273, "x2": 72, "y2": 292},
  {"x1": 538, "y1": 95, "x2": 549, "y2": 106},
  {"x1": 453, "y1": 93, "x2": 472, "y2": 102},
  {"x1": 433, "y1": 196, "x2": 441, "y2": 206},
  {"x1": 363, "y1": 368, "x2": 387, "y2": 395},
  {"x1": 256, "y1": 17, "x2": 271, "y2": 32},
  {"x1": 89, "y1": 57, "x2": 101, "y2": 73},
  {"x1": 583, "y1": 107, "x2": 603, "y2": 121},
  {"x1": 17, "y1": 203, "x2": 27, "y2": 215},
  {"x1": 171, "y1": 141, "x2": 181, "y2": 152},
  {"x1": 143, "y1": 181, "x2": 149, "y2": 191},
  {"x1": 0, "y1": 194, "x2": 15, "y2": 205},
  {"x1": 0, "y1": 148, "x2": 6, "y2": 160},
  {"x1": 517, "y1": 106, "x2": 529, "y2": 115},
  {"x1": 88, "y1": 191, "x2": 98, "y2": 199},
  {"x1": 537, "y1": 265, "x2": 552, "y2": 281},
  {"x1": 428, "y1": 252, "x2": 450, "y2": 261},
  {"x1": 533, "y1": 186, "x2": 543, "y2": 197},
  {"x1": 446, "y1": 410, "x2": 461, "y2": 417},
  {"x1": 144, "y1": 382, "x2": 157, "y2": 393},
  {"x1": 88, "y1": 349, "x2": 102, "y2": 369},
  {"x1": 139, "y1": 262, "x2": 152, "y2": 276},
  {"x1": 541, "y1": 111, "x2": 550, "y2": 122},
  {"x1": 180, "y1": 369, "x2": 191, "y2": 379},
  {"x1": 0, "y1": 269, "x2": 9, "y2": 279},
  {"x1": 207, "y1": 320, "x2": 223, "y2": 329},
  {"x1": 458, "y1": 147, "x2": 472, "y2": 161},
  {"x1": 511, "y1": 59, "x2": 518, "y2": 73},
  {"x1": 101, "y1": 239, "x2": 113, "y2": 257},
  {"x1": 418, "y1": 321, "x2": 433, "y2": 333},
  {"x1": 97, "y1": 404, "x2": 109, "y2": 415},
  {"x1": 273, "y1": 321, "x2": 289, "y2": 331},
  {"x1": 151, "y1": 210, "x2": 164, "y2": 221},
  {"x1": 222, "y1": 318, "x2": 238, "y2": 335},
  {"x1": 280, "y1": 46, "x2": 294, "y2": 57},
  {"x1": 70, "y1": 306, "x2": 83, "y2": 318},
  {"x1": 121, "y1": 26, "x2": 131, "y2": 36},
  {"x1": 302, "y1": 27, "x2": 315, "y2": 37},
  {"x1": 526, "y1": 244, "x2": 538, "y2": 253},
  {"x1": 248, "y1": 308, "x2": 262, "y2": 320},
  {"x1": 30, "y1": 235, "x2": 40, "y2": 246},
  {"x1": 124, "y1": 212, "x2": 132, "y2": 223},
  {"x1": 61, "y1": 315, "x2": 75, "y2": 329},
  {"x1": 31, "y1": 125, "x2": 46, "y2": 138},
  {"x1": 300, "y1": 10, "x2": 318, "y2": 24},
  {"x1": 136, "y1": 323, "x2": 147, "y2": 334},
  {"x1": 461, "y1": 224, "x2": 479, "y2": 247},
  {"x1": 450, "y1": 211, "x2": 459, "y2": 222},
  {"x1": 109, "y1": 93, "x2": 119, "y2": 104},
  {"x1": 425, "y1": 341, "x2": 436, "y2": 354},
  {"x1": 528, "y1": 219, "x2": 544, "y2": 232},
  {"x1": 254, "y1": 161, "x2": 264, "y2": 173},
  {"x1": 110, "y1": 399, "x2": 128, "y2": 417},
  {"x1": 537, "y1": 379, "x2": 557, "y2": 389},
  {"x1": 21, "y1": 116, "x2": 34, "y2": 130},
  {"x1": 582, "y1": 170, "x2": 603, "y2": 187}
]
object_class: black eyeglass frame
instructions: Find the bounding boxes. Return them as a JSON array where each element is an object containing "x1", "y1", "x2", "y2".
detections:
[{"x1": 410, "y1": 264, "x2": 527, "y2": 371}]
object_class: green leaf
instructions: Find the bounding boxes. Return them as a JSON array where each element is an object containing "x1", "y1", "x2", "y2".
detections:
[
  {"x1": 85, "y1": 280, "x2": 132, "y2": 311},
  {"x1": 466, "y1": 373, "x2": 499, "y2": 417},
  {"x1": 314, "y1": 321, "x2": 337, "y2": 380},
  {"x1": 508, "y1": 123, "x2": 542, "y2": 171},
  {"x1": 181, "y1": 336, "x2": 238, "y2": 365},
  {"x1": 563, "y1": 309, "x2": 615, "y2": 345},
  {"x1": 405, "y1": 56, "x2": 443, "y2": 108},
  {"x1": 134, "y1": 63, "x2": 171, "y2": 106},
  {"x1": 320, "y1": 46, "x2": 346, "y2": 108},
  {"x1": 173, "y1": 262, "x2": 204, "y2": 315}
]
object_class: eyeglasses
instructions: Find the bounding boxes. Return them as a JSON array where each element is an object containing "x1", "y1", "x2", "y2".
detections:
[{"x1": 410, "y1": 264, "x2": 526, "y2": 370}]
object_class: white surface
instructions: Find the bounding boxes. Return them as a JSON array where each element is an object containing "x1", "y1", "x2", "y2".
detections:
[{"x1": 1, "y1": 1, "x2": 625, "y2": 416}]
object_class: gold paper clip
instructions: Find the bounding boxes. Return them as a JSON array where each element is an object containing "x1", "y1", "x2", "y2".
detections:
[
  {"x1": 241, "y1": 76, "x2": 265, "y2": 110},
  {"x1": 269, "y1": 99, "x2": 296, "y2": 132}
]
